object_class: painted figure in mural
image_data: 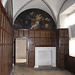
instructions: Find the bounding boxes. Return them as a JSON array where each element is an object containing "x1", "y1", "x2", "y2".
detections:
[
  {"x1": 30, "y1": 14, "x2": 52, "y2": 29},
  {"x1": 25, "y1": 11, "x2": 35, "y2": 28},
  {"x1": 31, "y1": 14, "x2": 42, "y2": 29},
  {"x1": 39, "y1": 15, "x2": 45, "y2": 29},
  {"x1": 44, "y1": 17, "x2": 50, "y2": 29},
  {"x1": 31, "y1": 21, "x2": 40, "y2": 29},
  {"x1": 36, "y1": 14, "x2": 42, "y2": 21}
]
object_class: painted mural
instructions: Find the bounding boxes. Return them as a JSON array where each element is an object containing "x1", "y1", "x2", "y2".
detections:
[{"x1": 14, "y1": 9, "x2": 56, "y2": 29}]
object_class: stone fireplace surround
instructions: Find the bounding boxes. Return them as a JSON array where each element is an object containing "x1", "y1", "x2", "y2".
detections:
[{"x1": 34, "y1": 47, "x2": 56, "y2": 68}]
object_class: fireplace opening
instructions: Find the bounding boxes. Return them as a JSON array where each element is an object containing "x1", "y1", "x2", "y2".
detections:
[{"x1": 34, "y1": 47, "x2": 56, "y2": 68}]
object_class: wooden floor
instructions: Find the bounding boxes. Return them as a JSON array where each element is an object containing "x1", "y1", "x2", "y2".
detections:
[{"x1": 11, "y1": 64, "x2": 74, "y2": 75}]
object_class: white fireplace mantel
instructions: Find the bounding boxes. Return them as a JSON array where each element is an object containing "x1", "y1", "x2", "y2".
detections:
[{"x1": 34, "y1": 47, "x2": 56, "y2": 68}]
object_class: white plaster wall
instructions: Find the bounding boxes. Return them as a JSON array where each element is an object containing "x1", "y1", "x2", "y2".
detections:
[
  {"x1": 57, "y1": 0, "x2": 75, "y2": 28},
  {"x1": 58, "y1": 0, "x2": 75, "y2": 38},
  {"x1": 60, "y1": 0, "x2": 75, "y2": 14},
  {"x1": 69, "y1": 25, "x2": 75, "y2": 38},
  {"x1": 59, "y1": 14, "x2": 67, "y2": 28}
]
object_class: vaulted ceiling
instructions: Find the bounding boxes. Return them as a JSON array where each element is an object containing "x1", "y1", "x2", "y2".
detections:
[
  {"x1": 13, "y1": 0, "x2": 66, "y2": 23},
  {"x1": 1, "y1": 0, "x2": 75, "y2": 28}
]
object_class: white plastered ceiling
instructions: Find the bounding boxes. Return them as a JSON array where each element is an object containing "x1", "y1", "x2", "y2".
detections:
[
  {"x1": 13, "y1": 0, "x2": 66, "y2": 23},
  {"x1": 1, "y1": 0, "x2": 75, "y2": 28}
]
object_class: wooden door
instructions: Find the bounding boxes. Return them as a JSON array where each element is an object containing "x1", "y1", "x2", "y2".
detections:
[{"x1": 15, "y1": 38, "x2": 27, "y2": 64}]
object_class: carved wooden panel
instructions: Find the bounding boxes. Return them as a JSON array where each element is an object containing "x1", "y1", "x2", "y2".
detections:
[
  {"x1": 29, "y1": 30, "x2": 34, "y2": 37},
  {"x1": 14, "y1": 29, "x2": 57, "y2": 68},
  {"x1": 24, "y1": 30, "x2": 29, "y2": 37},
  {"x1": 45, "y1": 38, "x2": 51, "y2": 45},
  {"x1": 28, "y1": 59, "x2": 34, "y2": 67},
  {"x1": 59, "y1": 38, "x2": 64, "y2": 44},
  {"x1": 14, "y1": 30, "x2": 18, "y2": 37},
  {"x1": 64, "y1": 30, "x2": 68, "y2": 37},
  {"x1": 1, "y1": 14, "x2": 4, "y2": 28},
  {"x1": 60, "y1": 60, "x2": 65, "y2": 68},
  {"x1": 58, "y1": 29, "x2": 69, "y2": 69},
  {"x1": 35, "y1": 30, "x2": 40, "y2": 37},
  {"x1": 0, "y1": 29, "x2": 2, "y2": 43},
  {"x1": 29, "y1": 45, "x2": 35, "y2": 51},
  {"x1": 45, "y1": 31, "x2": 51, "y2": 37},
  {"x1": 51, "y1": 38, "x2": 56, "y2": 45},
  {"x1": 59, "y1": 45, "x2": 64, "y2": 54},
  {"x1": 0, "y1": 2, "x2": 13, "y2": 75},
  {"x1": 19, "y1": 30, "x2": 23, "y2": 37},
  {"x1": 35, "y1": 38, "x2": 40, "y2": 45},
  {"x1": 29, "y1": 52, "x2": 34, "y2": 59},
  {"x1": 60, "y1": 54, "x2": 64, "y2": 60},
  {"x1": 0, "y1": 46, "x2": 2, "y2": 74},
  {"x1": 40, "y1": 31, "x2": 45, "y2": 37},
  {"x1": 64, "y1": 45, "x2": 69, "y2": 55},
  {"x1": 59, "y1": 30, "x2": 64, "y2": 37},
  {"x1": 64, "y1": 38, "x2": 69, "y2": 44},
  {"x1": 0, "y1": 10, "x2": 2, "y2": 26}
]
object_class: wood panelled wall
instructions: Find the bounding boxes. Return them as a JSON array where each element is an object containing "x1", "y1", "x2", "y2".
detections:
[
  {"x1": 0, "y1": 2, "x2": 13, "y2": 75},
  {"x1": 14, "y1": 29, "x2": 69, "y2": 68},
  {"x1": 14, "y1": 29, "x2": 57, "y2": 67},
  {"x1": 66, "y1": 56, "x2": 75, "y2": 74},
  {"x1": 57, "y1": 29, "x2": 69, "y2": 69}
]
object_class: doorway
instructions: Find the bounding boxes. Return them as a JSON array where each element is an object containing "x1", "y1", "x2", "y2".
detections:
[{"x1": 14, "y1": 38, "x2": 28, "y2": 66}]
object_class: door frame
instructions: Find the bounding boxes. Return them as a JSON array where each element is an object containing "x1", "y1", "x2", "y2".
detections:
[{"x1": 13, "y1": 37, "x2": 28, "y2": 66}]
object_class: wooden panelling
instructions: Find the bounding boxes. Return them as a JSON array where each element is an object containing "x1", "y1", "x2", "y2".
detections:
[
  {"x1": 14, "y1": 29, "x2": 57, "y2": 67},
  {"x1": 65, "y1": 56, "x2": 75, "y2": 74},
  {"x1": 28, "y1": 59, "x2": 34, "y2": 67},
  {"x1": 0, "y1": 10, "x2": 1, "y2": 25},
  {"x1": 45, "y1": 38, "x2": 51, "y2": 45},
  {"x1": 19, "y1": 30, "x2": 23, "y2": 37},
  {"x1": 14, "y1": 30, "x2": 18, "y2": 37},
  {"x1": 35, "y1": 30, "x2": 40, "y2": 37},
  {"x1": 40, "y1": 38, "x2": 46, "y2": 45},
  {"x1": 24, "y1": 30, "x2": 29, "y2": 37},
  {"x1": 0, "y1": 29, "x2": 2, "y2": 43},
  {"x1": 0, "y1": 46, "x2": 2, "y2": 75},
  {"x1": 40, "y1": 31, "x2": 45, "y2": 37},
  {"x1": 29, "y1": 30, "x2": 34, "y2": 37},
  {"x1": 35, "y1": 38, "x2": 40, "y2": 45},
  {"x1": 0, "y1": 2, "x2": 13, "y2": 75},
  {"x1": 28, "y1": 52, "x2": 34, "y2": 59},
  {"x1": 13, "y1": 29, "x2": 69, "y2": 68},
  {"x1": 45, "y1": 31, "x2": 51, "y2": 37},
  {"x1": 57, "y1": 29, "x2": 69, "y2": 69},
  {"x1": 29, "y1": 45, "x2": 35, "y2": 51}
]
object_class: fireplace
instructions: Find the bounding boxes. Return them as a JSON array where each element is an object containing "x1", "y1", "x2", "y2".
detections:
[{"x1": 34, "y1": 47, "x2": 56, "y2": 68}]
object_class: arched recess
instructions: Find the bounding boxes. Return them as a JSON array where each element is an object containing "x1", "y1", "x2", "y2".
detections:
[
  {"x1": 13, "y1": 0, "x2": 56, "y2": 24},
  {"x1": 13, "y1": 8, "x2": 56, "y2": 29}
]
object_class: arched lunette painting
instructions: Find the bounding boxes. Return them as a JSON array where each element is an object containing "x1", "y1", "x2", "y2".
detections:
[{"x1": 14, "y1": 9, "x2": 56, "y2": 29}]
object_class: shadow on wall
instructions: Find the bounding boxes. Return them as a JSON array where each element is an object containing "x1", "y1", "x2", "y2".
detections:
[{"x1": 69, "y1": 24, "x2": 75, "y2": 38}]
